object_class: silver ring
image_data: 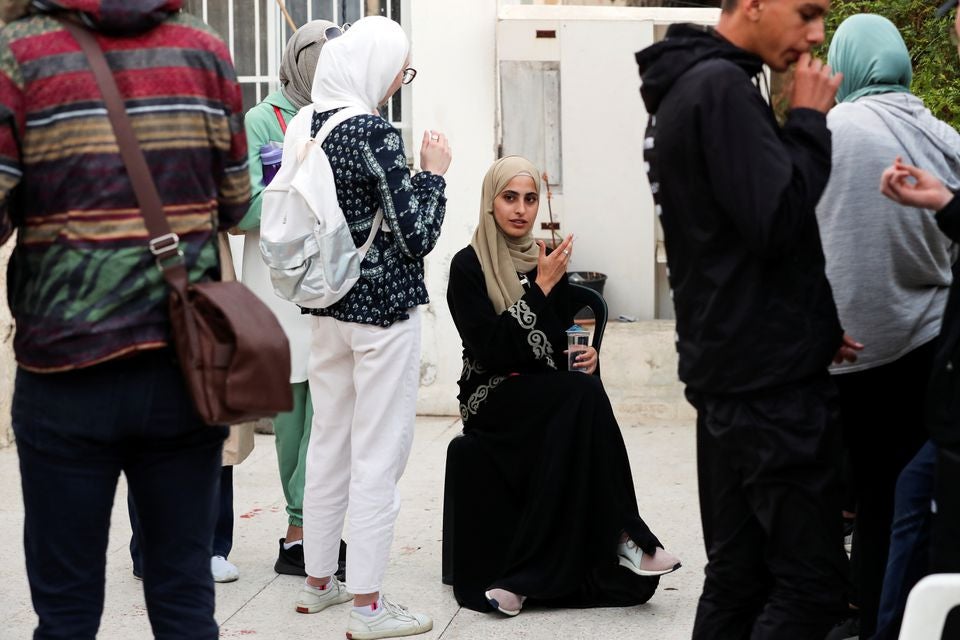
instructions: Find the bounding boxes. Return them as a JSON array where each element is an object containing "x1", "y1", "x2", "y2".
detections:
[
  {"x1": 562, "y1": 249, "x2": 570, "y2": 256},
  {"x1": 431, "y1": 134, "x2": 440, "y2": 142}
]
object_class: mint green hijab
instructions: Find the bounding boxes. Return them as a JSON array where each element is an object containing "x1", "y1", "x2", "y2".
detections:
[{"x1": 828, "y1": 14, "x2": 913, "y2": 104}]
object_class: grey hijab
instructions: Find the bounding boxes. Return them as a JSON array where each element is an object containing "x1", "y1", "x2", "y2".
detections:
[{"x1": 279, "y1": 19, "x2": 336, "y2": 109}]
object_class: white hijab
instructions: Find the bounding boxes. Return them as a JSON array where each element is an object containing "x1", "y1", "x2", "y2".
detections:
[{"x1": 311, "y1": 15, "x2": 410, "y2": 113}]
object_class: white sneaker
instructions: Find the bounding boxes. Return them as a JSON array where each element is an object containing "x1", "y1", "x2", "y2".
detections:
[
  {"x1": 295, "y1": 577, "x2": 352, "y2": 614},
  {"x1": 346, "y1": 596, "x2": 433, "y2": 640},
  {"x1": 211, "y1": 555, "x2": 239, "y2": 583}
]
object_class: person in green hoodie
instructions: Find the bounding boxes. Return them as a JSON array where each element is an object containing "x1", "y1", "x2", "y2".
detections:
[{"x1": 238, "y1": 19, "x2": 346, "y2": 579}]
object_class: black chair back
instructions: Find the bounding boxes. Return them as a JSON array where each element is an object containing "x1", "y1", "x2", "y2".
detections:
[{"x1": 568, "y1": 282, "x2": 608, "y2": 353}]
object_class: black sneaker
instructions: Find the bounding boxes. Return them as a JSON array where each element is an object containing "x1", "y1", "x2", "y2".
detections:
[
  {"x1": 843, "y1": 515, "x2": 856, "y2": 555},
  {"x1": 335, "y1": 539, "x2": 347, "y2": 582},
  {"x1": 275, "y1": 538, "x2": 306, "y2": 576},
  {"x1": 274, "y1": 538, "x2": 348, "y2": 581},
  {"x1": 824, "y1": 615, "x2": 860, "y2": 640}
]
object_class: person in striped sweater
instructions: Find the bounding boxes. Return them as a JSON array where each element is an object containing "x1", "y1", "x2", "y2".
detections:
[{"x1": 0, "y1": 1, "x2": 249, "y2": 638}]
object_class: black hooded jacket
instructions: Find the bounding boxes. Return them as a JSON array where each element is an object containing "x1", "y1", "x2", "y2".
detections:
[
  {"x1": 927, "y1": 196, "x2": 960, "y2": 446},
  {"x1": 636, "y1": 25, "x2": 842, "y2": 395}
]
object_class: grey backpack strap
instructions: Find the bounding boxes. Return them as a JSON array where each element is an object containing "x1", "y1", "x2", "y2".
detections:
[
  {"x1": 311, "y1": 107, "x2": 383, "y2": 256},
  {"x1": 359, "y1": 209, "x2": 384, "y2": 256}
]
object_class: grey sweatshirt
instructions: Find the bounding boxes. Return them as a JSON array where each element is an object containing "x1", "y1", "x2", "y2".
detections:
[{"x1": 817, "y1": 92, "x2": 960, "y2": 374}]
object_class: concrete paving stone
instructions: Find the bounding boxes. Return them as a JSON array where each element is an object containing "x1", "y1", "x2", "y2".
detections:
[{"x1": 2, "y1": 413, "x2": 704, "y2": 640}]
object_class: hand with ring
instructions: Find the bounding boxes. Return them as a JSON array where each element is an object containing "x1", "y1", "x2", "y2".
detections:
[
  {"x1": 534, "y1": 234, "x2": 574, "y2": 297},
  {"x1": 420, "y1": 129, "x2": 452, "y2": 176}
]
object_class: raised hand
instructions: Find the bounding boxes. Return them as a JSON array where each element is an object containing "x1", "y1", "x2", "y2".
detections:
[
  {"x1": 534, "y1": 234, "x2": 573, "y2": 297},
  {"x1": 790, "y1": 53, "x2": 843, "y2": 114},
  {"x1": 880, "y1": 157, "x2": 954, "y2": 211},
  {"x1": 420, "y1": 130, "x2": 451, "y2": 176}
]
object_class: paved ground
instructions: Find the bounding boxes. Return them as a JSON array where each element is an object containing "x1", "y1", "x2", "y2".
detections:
[{"x1": 0, "y1": 415, "x2": 705, "y2": 640}]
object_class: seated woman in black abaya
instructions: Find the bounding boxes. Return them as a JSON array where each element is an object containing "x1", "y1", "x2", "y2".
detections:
[{"x1": 445, "y1": 156, "x2": 681, "y2": 617}]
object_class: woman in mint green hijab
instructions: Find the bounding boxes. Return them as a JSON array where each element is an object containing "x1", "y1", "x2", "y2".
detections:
[
  {"x1": 817, "y1": 12, "x2": 960, "y2": 640},
  {"x1": 828, "y1": 13, "x2": 912, "y2": 103}
]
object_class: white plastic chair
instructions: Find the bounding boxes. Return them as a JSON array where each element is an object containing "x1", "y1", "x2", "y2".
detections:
[{"x1": 899, "y1": 574, "x2": 960, "y2": 639}]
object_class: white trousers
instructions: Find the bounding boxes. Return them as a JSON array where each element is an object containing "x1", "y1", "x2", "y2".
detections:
[{"x1": 303, "y1": 309, "x2": 421, "y2": 594}]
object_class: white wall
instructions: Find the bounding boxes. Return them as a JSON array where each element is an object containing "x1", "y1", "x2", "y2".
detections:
[
  {"x1": 496, "y1": 4, "x2": 719, "y2": 320},
  {"x1": 411, "y1": 0, "x2": 499, "y2": 415},
  {"x1": 557, "y1": 17, "x2": 657, "y2": 320}
]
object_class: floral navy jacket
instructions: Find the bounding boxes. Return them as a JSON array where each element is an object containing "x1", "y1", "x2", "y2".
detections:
[{"x1": 306, "y1": 108, "x2": 447, "y2": 327}]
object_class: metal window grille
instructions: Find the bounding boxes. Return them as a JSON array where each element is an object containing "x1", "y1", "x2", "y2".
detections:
[{"x1": 182, "y1": 0, "x2": 406, "y2": 126}]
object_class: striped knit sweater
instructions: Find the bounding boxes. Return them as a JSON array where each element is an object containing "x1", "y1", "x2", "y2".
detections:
[{"x1": 0, "y1": 0, "x2": 250, "y2": 372}]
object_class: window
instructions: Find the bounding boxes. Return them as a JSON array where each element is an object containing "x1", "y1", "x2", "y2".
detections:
[
  {"x1": 182, "y1": 0, "x2": 406, "y2": 124},
  {"x1": 499, "y1": 61, "x2": 562, "y2": 187}
]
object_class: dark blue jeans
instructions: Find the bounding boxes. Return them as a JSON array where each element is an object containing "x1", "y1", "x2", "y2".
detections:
[
  {"x1": 13, "y1": 350, "x2": 226, "y2": 640},
  {"x1": 130, "y1": 464, "x2": 234, "y2": 574},
  {"x1": 873, "y1": 440, "x2": 936, "y2": 640}
]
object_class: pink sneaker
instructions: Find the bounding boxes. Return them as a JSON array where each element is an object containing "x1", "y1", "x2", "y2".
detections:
[
  {"x1": 484, "y1": 588, "x2": 527, "y2": 617},
  {"x1": 617, "y1": 541, "x2": 682, "y2": 576}
]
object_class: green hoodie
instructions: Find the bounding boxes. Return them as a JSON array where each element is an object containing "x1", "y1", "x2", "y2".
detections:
[{"x1": 237, "y1": 90, "x2": 298, "y2": 230}]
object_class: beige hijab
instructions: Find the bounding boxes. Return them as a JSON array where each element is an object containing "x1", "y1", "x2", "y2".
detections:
[
  {"x1": 279, "y1": 19, "x2": 336, "y2": 110},
  {"x1": 470, "y1": 156, "x2": 542, "y2": 314}
]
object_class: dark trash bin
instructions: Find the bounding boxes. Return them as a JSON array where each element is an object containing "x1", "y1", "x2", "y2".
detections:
[{"x1": 569, "y1": 271, "x2": 607, "y2": 297}]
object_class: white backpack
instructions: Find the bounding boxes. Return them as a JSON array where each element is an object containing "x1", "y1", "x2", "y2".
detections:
[{"x1": 259, "y1": 105, "x2": 383, "y2": 309}]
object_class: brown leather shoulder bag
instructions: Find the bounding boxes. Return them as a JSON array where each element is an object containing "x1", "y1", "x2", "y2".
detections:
[{"x1": 60, "y1": 18, "x2": 293, "y2": 424}]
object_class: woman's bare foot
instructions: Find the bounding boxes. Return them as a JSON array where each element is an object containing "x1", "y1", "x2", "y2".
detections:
[
  {"x1": 286, "y1": 524, "x2": 303, "y2": 543},
  {"x1": 305, "y1": 575, "x2": 331, "y2": 589}
]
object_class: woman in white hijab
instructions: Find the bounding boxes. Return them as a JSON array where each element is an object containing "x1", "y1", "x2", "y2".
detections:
[
  {"x1": 292, "y1": 16, "x2": 451, "y2": 640},
  {"x1": 444, "y1": 157, "x2": 681, "y2": 617}
]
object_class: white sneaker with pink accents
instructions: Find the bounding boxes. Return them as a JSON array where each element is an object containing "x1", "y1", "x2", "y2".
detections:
[{"x1": 345, "y1": 596, "x2": 432, "y2": 640}]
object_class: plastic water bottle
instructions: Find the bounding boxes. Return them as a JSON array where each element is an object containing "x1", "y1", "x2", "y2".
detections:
[
  {"x1": 566, "y1": 325, "x2": 591, "y2": 372},
  {"x1": 260, "y1": 142, "x2": 283, "y2": 186}
]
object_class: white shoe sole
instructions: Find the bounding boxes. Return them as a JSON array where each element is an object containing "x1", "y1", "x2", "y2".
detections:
[
  {"x1": 345, "y1": 619, "x2": 434, "y2": 639},
  {"x1": 618, "y1": 556, "x2": 682, "y2": 577},
  {"x1": 213, "y1": 573, "x2": 239, "y2": 583}
]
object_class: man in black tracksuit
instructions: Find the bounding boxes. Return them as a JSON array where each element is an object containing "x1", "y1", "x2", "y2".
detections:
[{"x1": 636, "y1": 0, "x2": 855, "y2": 637}]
